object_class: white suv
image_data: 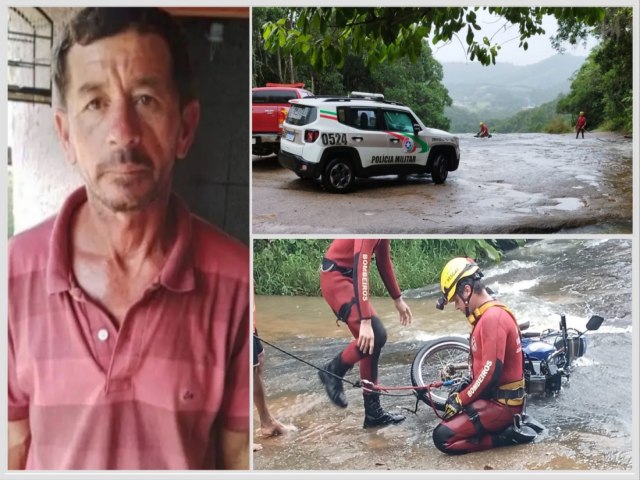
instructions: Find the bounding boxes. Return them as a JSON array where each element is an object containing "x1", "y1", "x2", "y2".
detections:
[{"x1": 278, "y1": 92, "x2": 460, "y2": 193}]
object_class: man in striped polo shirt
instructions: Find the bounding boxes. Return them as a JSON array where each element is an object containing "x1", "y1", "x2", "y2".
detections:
[{"x1": 8, "y1": 8, "x2": 249, "y2": 470}]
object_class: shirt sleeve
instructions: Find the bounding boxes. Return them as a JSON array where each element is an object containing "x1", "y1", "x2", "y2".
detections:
[
  {"x1": 352, "y1": 239, "x2": 379, "y2": 320},
  {"x1": 373, "y1": 240, "x2": 401, "y2": 299}
]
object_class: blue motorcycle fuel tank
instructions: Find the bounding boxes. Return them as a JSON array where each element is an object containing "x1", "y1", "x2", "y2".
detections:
[{"x1": 522, "y1": 339, "x2": 555, "y2": 360}]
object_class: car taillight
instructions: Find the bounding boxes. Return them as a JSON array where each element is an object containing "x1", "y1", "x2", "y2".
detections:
[
  {"x1": 304, "y1": 130, "x2": 319, "y2": 143},
  {"x1": 277, "y1": 108, "x2": 288, "y2": 135}
]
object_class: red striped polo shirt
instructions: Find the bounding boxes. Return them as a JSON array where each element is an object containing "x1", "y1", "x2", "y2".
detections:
[{"x1": 8, "y1": 187, "x2": 250, "y2": 469}]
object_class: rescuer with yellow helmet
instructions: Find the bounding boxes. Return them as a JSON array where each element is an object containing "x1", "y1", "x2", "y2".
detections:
[
  {"x1": 475, "y1": 122, "x2": 490, "y2": 138},
  {"x1": 576, "y1": 111, "x2": 587, "y2": 139},
  {"x1": 432, "y1": 257, "x2": 538, "y2": 454}
]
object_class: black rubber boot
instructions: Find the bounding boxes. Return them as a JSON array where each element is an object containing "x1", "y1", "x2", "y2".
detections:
[
  {"x1": 318, "y1": 354, "x2": 351, "y2": 408},
  {"x1": 363, "y1": 393, "x2": 406, "y2": 428},
  {"x1": 491, "y1": 425, "x2": 537, "y2": 447}
]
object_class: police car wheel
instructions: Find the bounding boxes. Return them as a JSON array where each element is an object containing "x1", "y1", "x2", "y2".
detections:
[
  {"x1": 431, "y1": 152, "x2": 449, "y2": 184},
  {"x1": 322, "y1": 157, "x2": 355, "y2": 193}
]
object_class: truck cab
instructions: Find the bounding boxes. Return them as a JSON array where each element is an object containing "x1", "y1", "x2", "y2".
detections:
[{"x1": 251, "y1": 83, "x2": 313, "y2": 156}]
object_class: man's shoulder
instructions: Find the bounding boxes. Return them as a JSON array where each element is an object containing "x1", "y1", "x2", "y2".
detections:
[
  {"x1": 189, "y1": 215, "x2": 249, "y2": 278},
  {"x1": 8, "y1": 216, "x2": 56, "y2": 273},
  {"x1": 482, "y1": 304, "x2": 519, "y2": 331},
  {"x1": 478, "y1": 303, "x2": 514, "y2": 323}
]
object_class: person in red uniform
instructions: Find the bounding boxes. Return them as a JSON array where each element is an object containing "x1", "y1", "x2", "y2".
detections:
[
  {"x1": 318, "y1": 239, "x2": 413, "y2": 428},
  {"x1": 475, "y1": 122, "x2": 490, "y2": 138},
  {"x1": 432, "y1": 257, "x2": 535, "y2": 454},
  {"x1": 576, "y1": 112, "x2": 587, "y2": 139}
]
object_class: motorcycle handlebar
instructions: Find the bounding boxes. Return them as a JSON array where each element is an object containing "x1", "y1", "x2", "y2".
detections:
[{"x1": 522, "y1": 331, "x2": 541, "y2": 338}]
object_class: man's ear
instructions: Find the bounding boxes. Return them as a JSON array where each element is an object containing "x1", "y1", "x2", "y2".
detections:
[
  {"x1": 54, "y1": 109, "x2": 76, "y2": 165},
  {"x1": 176, "y1": 99, "x2": 201, "y2": 160}
]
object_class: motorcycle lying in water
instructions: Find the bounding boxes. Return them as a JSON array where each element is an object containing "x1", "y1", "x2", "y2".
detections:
[{"x1": 410, "y1": 314, "x2": 605, "y2": 410}]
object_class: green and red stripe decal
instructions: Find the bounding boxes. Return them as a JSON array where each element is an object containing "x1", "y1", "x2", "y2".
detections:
[{"x1": 319, "y1": 109, "x2": 337, "y2": 120}]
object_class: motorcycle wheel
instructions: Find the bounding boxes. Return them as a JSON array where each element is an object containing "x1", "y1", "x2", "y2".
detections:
[{"x1": 410, "y1": 337, "x2": 470, "y2": 411}]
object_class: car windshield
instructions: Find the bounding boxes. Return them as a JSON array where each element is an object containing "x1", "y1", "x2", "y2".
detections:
[{"x1": 286, "y1": 104, "x2": 317, "y2": 126}]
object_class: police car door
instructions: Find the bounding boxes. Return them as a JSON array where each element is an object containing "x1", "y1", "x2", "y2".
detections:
[
  {"x1": 343, "y1": 107, "x2": 388, "y2": 168},
  {"x1": 381, "y1": 109, "x2": 428, "y2": 167}
]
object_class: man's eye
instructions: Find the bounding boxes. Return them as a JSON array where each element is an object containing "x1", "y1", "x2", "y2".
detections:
[
  {"x1": 137, "y1": 95, "x2": 154, "y2": 106},
  {"x1": 86, "y1": 99, "x2": 103, "y2": 110}
]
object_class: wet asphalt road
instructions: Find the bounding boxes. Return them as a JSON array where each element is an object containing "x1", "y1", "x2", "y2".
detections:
[{"x1": 252, "y1": 132, "x2": 632, "y2": 234}]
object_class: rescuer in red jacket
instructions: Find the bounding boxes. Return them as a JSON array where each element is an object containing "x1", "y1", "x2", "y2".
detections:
[
  {"x1": 318, "y1": 239, "x2": 413, "y2": 428},
  {"x1": 432, "y1": 257, "x2": 537, "y2": 454},
  {"x1": 576, "y1": 112, "x2": 587, "y2": 139},
  {"x1": 475, "y1": 122, "x2": 490, "y2": 138}
]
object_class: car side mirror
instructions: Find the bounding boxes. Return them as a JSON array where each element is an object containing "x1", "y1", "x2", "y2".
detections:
[{"x1": 413, "y1": 123, "x2": 421, "y2": 136}]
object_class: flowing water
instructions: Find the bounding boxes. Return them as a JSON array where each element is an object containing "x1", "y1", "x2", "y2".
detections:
[{"x1": 253, "y1": 239, "x2": 633, "y2": 471}]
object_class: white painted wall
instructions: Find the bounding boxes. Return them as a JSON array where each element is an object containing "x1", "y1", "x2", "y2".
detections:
[
  {"x1": 8, "y1": 102, "x2": 81, "y2": 233},
  {"x1": 8, "y1": 8, "x2": 80, "y2": 234}
]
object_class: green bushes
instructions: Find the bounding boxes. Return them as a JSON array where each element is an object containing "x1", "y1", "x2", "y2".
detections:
[
  {"x1": 545, "y1": 115, "x2": 573, "y2": 134},
  {"x1": 253, "y1": 239, "x2": 513, "y2": 296}
]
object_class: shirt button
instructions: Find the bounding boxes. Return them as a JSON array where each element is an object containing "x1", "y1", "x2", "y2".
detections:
[{"x1": 97, "y1": 328, "x2": 109, "y2": 342}]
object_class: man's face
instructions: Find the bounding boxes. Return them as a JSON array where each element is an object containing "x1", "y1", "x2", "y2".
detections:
[
  {"x1": 55, "y1": 30, "x2": 199, "y2": 212},
  {"x1": 452, "y1": 285, "x2": 470, "y2": 312}
]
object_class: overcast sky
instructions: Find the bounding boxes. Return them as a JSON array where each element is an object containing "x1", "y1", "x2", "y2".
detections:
[{"x1": 431, "y1": 11, "x2": 599, "y2": 65}]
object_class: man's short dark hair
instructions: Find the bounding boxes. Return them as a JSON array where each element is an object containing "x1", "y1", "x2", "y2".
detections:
[
  {"x1": 456, "y1": 278, "x2": 486, "y2": 297},
  {"x1": 54, "y1": 7, "x2": 195, "y2": 108}
]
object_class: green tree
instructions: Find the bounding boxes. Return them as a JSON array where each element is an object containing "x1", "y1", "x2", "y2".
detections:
[
  {"x1": 492, "y1": 97, "x2": 572, "y2": 134},
  {"x1": 370, "y1": 44, "x2": 452, "y2": 130},
  {"x1": 262, "y1": 7, "x2": 605, "y2": 71},
  {"x1": 253, "y1": 8, "x2": 346, "y2": 93},
  {"x1": 556, "y1": 60, "x2": 606, "y2": 128},
  {"x1": 253, "y1": 7, "x2": 292, "y2": 86},
  {"x1": 555, "y1": 8, "x2": 632, "y2": 132}
]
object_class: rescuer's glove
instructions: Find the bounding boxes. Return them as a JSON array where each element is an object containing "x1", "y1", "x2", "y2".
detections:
[{"x1": 443, "y1": 392, "x2": 463, "y2": 420}]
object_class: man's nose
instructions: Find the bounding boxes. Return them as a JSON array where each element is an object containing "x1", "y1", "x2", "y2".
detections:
[{"x1": 108, "y1": 99, "x2": 141, "y2": 149}]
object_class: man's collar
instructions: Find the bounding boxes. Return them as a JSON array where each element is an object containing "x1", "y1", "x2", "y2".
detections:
[{"x1": 46, "y1": 186, "x2": 195, "y2": 295}]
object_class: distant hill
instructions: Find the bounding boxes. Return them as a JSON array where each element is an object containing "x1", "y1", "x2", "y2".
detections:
[{"x1": 442, "y1": 54, "x2": 586, "y2": 132}]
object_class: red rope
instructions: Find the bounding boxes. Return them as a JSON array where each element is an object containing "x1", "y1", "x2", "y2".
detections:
[
  {"x1": 362, "y1": 380, "x2": 444, "y2": 392},
  {"x1": 358, "y1": 379, "x2": 449, "y2": 420}
]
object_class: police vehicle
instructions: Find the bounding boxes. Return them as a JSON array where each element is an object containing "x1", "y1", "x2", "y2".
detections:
[{"x1": 278, "y1": 92, "x2": 460, "y2": 193}]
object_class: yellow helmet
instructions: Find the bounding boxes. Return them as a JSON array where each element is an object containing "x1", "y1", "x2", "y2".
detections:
[
  {"x1": 579, "y1": 111, "x2": 584, "y2": 115},
  {"x1": 479, "y1": 122, "x2": 484, "y2": 125},
  {"x1": 438, "y1": 257, "x2": 481, "y2": 307}
]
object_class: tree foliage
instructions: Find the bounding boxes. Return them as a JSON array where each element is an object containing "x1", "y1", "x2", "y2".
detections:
[
  {"x1": 370, "y1": 45, "x2": 452, "y2": 130},
  {"x1": 491, "y1": 97, "x2": 572, "y2": 134},
  {"x1": 262, "y1": 7, "x2": 606, "y2": 71},
  {"x1": 253, "y1": 239, "x2": 513, "y2": 296},
  {"x1": 253, "y1": 11, "x2": 454, "y2": 130},
  {"x1": 556, "y1": 8, "x2": 632, "y2": 133}
]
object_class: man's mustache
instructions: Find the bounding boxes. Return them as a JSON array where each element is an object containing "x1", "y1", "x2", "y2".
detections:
[{"x1": 96, "y1": 149, "x2": 153, "y2": 175}]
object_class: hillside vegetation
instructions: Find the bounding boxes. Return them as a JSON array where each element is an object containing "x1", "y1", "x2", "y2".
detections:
[{"x1": 443, "y1": 54, "x2": 585, "y2": 131}]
